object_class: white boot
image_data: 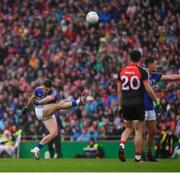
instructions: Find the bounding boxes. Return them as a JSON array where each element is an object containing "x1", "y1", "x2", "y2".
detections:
[{"x1": 31, "y1": 147, "x2": 40, "y2": 160}]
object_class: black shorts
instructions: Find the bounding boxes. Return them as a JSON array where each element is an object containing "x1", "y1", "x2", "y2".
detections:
[{"x1": 122, "y1": 104, "x2": 145, "y2": 121}]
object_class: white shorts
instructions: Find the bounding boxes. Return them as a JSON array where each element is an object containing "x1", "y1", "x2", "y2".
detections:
[
  {"x1": 35, "y1": 105, "x2": 56, "y2": 121},
  {"x1": 145, "y1": 110, "x2": 157, "y2": 121},
  {"x1": 35, "y1": 105, "x2": 44, "y2": 121}
]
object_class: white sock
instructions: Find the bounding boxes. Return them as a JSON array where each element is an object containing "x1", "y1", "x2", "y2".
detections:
[
  {"x1": 34, "y1": 147, "x2": 40, "y2": 151},
  {"x1": 120, "y1": 143, "x2": 125, "y2": 149},
  {"x1": 76, "y1": 100, "x2": 80, "y2": 106},
  {"x1": 135, "y1": 155, "x2": 141, "y2": 160}
]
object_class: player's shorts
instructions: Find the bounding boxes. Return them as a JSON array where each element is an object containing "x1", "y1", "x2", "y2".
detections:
[
  {"x1": 35, "y1": 105, "x2": 55, "y2": 121},
  {"x1": 122, "y1": 104, "x2": 145, "y2": 122},
  {"x1": 145, "y1": 110, "x2": 157, "y2": 121},
  {"x1": 35, "y1": 105, "x2": 44, "y2": 121}
]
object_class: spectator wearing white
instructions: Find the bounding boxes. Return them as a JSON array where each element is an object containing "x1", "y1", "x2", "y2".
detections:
[{"x1": 0, "y1": 130, "x2": 15, "y2": 157}]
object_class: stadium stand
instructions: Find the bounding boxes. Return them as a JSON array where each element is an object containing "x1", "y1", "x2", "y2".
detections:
[{"x1": 0, "y1": 0, "x2": 179, "y2": 147}]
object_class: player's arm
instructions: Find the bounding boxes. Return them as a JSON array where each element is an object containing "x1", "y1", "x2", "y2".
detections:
[
  {"x1": 24, "y1": 94, "x2": 36, "y2": 110},
  {"x1": 143, "y1": 81, "x2": 159, "y2": 103},
  {"x1": 140, "y1": 67, "x2": 159, "y2": 104},
  {"x1": 38, "y1": 95, "x2": 54, "y2": 105},
  {"x1": 38, "y1": 88, "x2": 57, "y2": 105},
  {"x1": 161, "y1": 74, "x2": 180, "y2": 81}
]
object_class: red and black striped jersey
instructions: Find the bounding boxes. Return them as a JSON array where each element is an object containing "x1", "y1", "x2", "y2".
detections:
[{"x1": 118, "y1": 63, "x2": 148, "y2": 106}]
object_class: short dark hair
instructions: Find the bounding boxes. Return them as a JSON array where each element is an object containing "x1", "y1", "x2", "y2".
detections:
[
  {"x1": 130, "y1": 50, "x2": 141, "y2": 62},
  {"x1": 144, "y1": 57, "x2": 155, "y2": 67},
  {"x1": 44, "y1": 79, "x2": 52, "y2": 88}
]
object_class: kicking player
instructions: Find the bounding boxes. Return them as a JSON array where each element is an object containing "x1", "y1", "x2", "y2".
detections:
[
  {"x1": 118, "y1": 50, "x2": 160, "y2": 162},
  {"x1": 142, "y1": 57, "x2": 180, "y2": 161},
  {"x1": 23, "y1": 79, "x2": 87, "y2": 159}
]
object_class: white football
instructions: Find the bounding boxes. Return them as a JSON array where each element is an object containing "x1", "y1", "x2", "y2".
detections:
[{"x1": 86, "y1": 11, "x2": 99, "y2": 24}]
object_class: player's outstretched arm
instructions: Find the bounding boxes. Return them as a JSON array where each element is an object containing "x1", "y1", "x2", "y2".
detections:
[
  {"x1": 23, "y1": 94, "x2": 36, "y2": 113},
  {"x1": 161, "y1": 74, "x2": 180, "y2": 81}
]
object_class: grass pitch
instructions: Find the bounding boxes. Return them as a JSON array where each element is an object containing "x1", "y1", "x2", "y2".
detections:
[{"x1": 0, "y1": 159, "x2": 179, "y2": 172}]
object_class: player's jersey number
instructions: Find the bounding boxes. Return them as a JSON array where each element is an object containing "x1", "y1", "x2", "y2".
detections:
[{"x1": 121, "y1": 75, "x2": 141, "y2": 90}]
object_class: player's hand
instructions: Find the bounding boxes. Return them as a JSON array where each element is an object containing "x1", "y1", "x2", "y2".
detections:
[
  {"x1": 155, "y1": 100, "x2": 162, "y2": 114},
  {"x1": 22, "y1": 107, "x2": 28, "y2": 114},
  {"x1": 118, "y1": 105, "x2": 122, "y2": 114}
]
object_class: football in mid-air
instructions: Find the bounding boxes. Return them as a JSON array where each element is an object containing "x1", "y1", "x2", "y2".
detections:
[{"x1": 86, "y1": 11, "x2": 99, "y2": 24}]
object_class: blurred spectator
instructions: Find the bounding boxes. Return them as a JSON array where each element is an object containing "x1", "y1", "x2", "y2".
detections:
[
  {"x1": 75, "y1": 137, "x2": 104, "y2": 158},
  {"x1": 0, "y1": 130, "x2": 14, "y2": 157},
  {"x1": 0, "y1": 128, "x2": 22, "y2": 158},
  {"x1": 172, "y1": 139, "x2": 180, "y2": 159},
  {"x1": 155, "y1": 127, "x2": 178, "y2": 158}
]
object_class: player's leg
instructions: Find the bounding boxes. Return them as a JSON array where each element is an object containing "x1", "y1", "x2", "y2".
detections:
[
  {"x1": 141, "y1": 110, "x2": 149, "y2": 160},
  {"x1": 120, "y1": 122, "x2": 133, "y2": 148},
  {"x1": 119, "y1": 105, "x2": 133, "y2": 162},
  {"x1": 31, "y1": 116, "x2": 58, "y2": 159},
  {"x1": 146, "y1": 120, "x2": 156, "y2": 152},
  {"x1": 141, "y1": 122, "x2": 147, "y2": 161},
  {"x1": 40, "y1": 117, "x2": 58, "y2": 145},
  {"x1": 133, "y1": 104, "x2": 145, "y2": 162},
  {"x1": 134, "y1": 121, "x2": 145, "y2": 162},
  {"x1": 54, "y1": 135, "x2": 62, "y2": 158},
  {"x1": 42, "y1": 102, "x2": 74, "y2": 118},
  {"x1": 42, "y1": 92, "x2": 88, "y2": 118},
  {"x1": 146, "y1": 120, "x2": 158, "y2": 161},
  {"x1": 48, "y1": 139, "x2": 55, "y2": 158},
  {"x1": 145, "y1": 110, "x2": 158, "y2": 161},
  {"x1": 119, "y1": 121, "x2": 133, "y2": 161}
]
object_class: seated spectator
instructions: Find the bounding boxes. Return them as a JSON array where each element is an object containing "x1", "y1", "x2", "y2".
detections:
[
  {"x1": 0, "y1": 128, "x2": 22, "y2": 158},
  {"x1": 0, "y1": 130, "x2": 15, "y2": 157},
  {"x1": 75, "y1": 137, "x2": 104, "y2": 158},
  {"x1": 155, "y1": 126, "x2": 178, "y2": 158}
]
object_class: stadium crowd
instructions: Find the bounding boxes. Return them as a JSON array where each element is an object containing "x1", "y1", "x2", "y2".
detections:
[{"x1": 0, "y1": 0, "x2": 179, "y2": 147}]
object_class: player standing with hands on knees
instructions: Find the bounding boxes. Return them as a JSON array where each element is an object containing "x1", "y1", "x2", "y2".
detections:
[
  {"x1": 117, "y1": 50, "x2": 161, "y2": 162},
  {"x1": 23, "y1": 79, "x2": 88, "y2": 159}
]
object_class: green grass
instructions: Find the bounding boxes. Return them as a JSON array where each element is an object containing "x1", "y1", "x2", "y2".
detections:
[{"x1": 0, "y1": 159, "x2": 179, "y2": 172}]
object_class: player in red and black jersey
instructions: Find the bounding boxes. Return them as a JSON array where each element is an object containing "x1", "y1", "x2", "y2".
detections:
[{"x1": 117, "y1": 50, "x2": 160, "y2": 162}]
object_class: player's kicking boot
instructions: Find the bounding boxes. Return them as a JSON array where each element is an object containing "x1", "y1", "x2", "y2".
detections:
[
  {"x1": 31, "y1": 147, "x2": 40, "y2": 160},
  {"x1": 79, "y1": 91, "x2": 88, "y2": 105},
  {"x1": 118, "y1": 146, "x2": 126, "y2": 162}
]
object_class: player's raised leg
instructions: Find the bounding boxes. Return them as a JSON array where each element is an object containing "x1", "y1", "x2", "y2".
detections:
[{"x1": 42, "y1": 92, "x2": 88, "y2": 118}]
